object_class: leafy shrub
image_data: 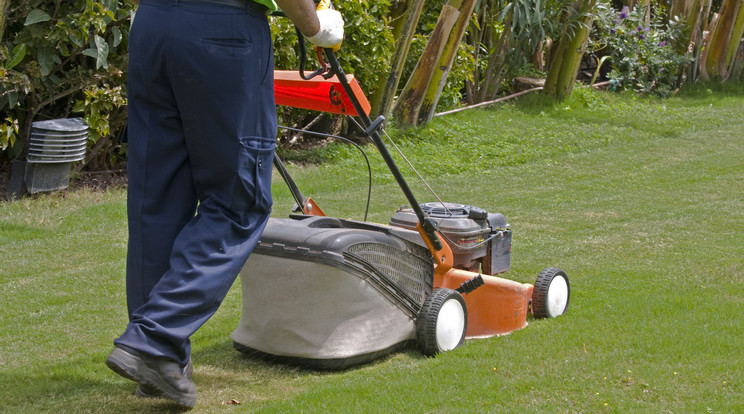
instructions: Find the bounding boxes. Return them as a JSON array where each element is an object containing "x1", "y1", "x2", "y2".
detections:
[
  {"x1": 590, "y1": 2, "x2": 691, "y2": 97},
  {"x1": 1, "y1": 0, "x2": 132, "y2": 168}
]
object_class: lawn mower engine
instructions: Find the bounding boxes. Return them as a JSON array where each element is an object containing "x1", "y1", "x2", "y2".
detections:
[{"x1": 389, "y1": 203, "x2": 512, "y2": 276}]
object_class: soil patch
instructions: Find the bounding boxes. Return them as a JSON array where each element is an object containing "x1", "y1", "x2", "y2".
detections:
[{"x1": 0, "y1": 161, "x2": 127, "y2": 202}]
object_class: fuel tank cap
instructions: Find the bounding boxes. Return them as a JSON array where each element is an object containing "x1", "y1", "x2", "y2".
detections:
[{"x1": 420, "y1": 202, "x2": 488, "y2": 219}]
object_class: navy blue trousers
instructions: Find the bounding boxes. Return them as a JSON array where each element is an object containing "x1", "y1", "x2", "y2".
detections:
[{"x1": 116, "y1": 0, "x2": 276, "y2": 366}]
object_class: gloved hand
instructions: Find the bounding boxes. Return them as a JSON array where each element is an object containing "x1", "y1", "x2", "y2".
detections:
[{"x1": 305, "y1": 9, "x2": 344, "y2": 50}]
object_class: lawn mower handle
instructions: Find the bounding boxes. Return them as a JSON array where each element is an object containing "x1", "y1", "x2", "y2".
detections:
[
  {"x1": 284, "y1": 1, "x2": 446, "y2": 253},
  {"x1": 319, "y1": 48, "x2": 444, "y2": 252}
]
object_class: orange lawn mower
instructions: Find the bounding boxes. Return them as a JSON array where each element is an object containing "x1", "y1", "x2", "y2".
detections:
[{"x1": 231, "y1": 14, "x2": 569, "y2": 370}]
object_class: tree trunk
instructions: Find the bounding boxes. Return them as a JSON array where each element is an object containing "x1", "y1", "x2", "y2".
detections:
[
  {"x1": 0, "y1": 0, "x2": 10, "y2": 44},
  {"x1": 732, "y1": 38, "x2": 744, "y2": 80},
  {"x1": 669, "y1": 0, "x2": 705, "y2": 54},
  {"x1": 669, "y1": 0, "x2": 703, "y2": 25},
  {"x1": 393, "y1": 0, "x2": 476, "y2": 127},
  {"x1": 704, "y1": 0, "x2": 744, "y2": 80},
  {"x1": 544, "y1": 0, "x2": 596, "y2": 101},
  {"x1": 393, "y1": 4, "x2": 460, "y2": 127},
  {"x1": 464, "y1": 1, "x2": 489, "y2": 106},
  {"x1": 418, "y1": 0, "x2": 477, "y2": 124},
  {"x1": 478, "y1": 9, "x2": 513, "y2": 102},
  {"x1": 370, "y1": 0, "x2": 426, "y2": 119},
  {"x1": 668, "y1": 0, "x2": 707, "y2": 80}
]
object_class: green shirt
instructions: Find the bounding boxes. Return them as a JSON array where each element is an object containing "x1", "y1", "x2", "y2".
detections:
[{"x1": 252, "y1": 0, "x2": 277, "y2": 12}]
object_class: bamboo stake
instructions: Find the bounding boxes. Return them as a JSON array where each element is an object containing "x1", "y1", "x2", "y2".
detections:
[
  {"x1": 394, "y1": 2, "x2": 460, "y2": 126},
  {"x1": 419, "y1": 0, "x2": 478, "y2": 125},
  {"x1": 0, "y1": 0, "x2": 10, "y2": 44},
  {"x1": 370, "y1": 0, "x2": 426, "y2": 119}
]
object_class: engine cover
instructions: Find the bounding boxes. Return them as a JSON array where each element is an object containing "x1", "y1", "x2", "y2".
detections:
[{"x1": 389, "y1": 203, "x2": 512, "y2": 274}]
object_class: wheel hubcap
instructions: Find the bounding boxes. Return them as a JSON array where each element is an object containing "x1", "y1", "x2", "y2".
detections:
[
  {"x1": 436, "y1": 298, "x2": 466, "y2": 351},
  {"x1": 547, "y1": 276, "x2": 569, "y2": 317}
]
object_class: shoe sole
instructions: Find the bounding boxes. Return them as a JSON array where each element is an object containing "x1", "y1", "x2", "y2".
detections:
[
  {"x1": 106, "y1": 347, "x2": 197, "y2": 408},
  {"x1": 135, "y1": 384, "x2": 161, "y2": 399},
  {"x1": 105, "y1": 347, "x2": 139, "y2": 382},
  {"x1": 135, "y1": 358, "x2": 193, "y2": 399}
]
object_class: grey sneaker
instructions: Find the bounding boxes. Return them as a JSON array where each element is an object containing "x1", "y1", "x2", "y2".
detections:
[
  {"x1": 135, "y1": 357, "x2": 193, "y2": 399},
  {"x1": 106, "y1": 345, "x2": 197, "y2": 408}
]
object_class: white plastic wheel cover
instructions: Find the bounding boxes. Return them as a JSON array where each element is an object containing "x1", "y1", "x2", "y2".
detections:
[
  {"x1": 547, "y1": 275, "x2": 569, "y2": 317},
  {"x1": 436, "y1": 298, "x2": 466, "y2": 351}
]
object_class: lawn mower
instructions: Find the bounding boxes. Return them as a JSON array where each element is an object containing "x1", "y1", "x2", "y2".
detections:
[{"x1": 231, "y1": 6, "x2": 570, "y2": 369}]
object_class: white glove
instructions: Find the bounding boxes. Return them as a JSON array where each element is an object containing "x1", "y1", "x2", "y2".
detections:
[{"x1": 305, "y1": 9, "x2": 344, "y2": 49}]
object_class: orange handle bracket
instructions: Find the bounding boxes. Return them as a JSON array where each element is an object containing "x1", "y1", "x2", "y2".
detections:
[{"x1": 416, "y1": 223, "x2": 453, "y2": 285}]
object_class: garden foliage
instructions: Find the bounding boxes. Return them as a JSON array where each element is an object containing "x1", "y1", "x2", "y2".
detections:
[
  {"x1": 590, "y1": 2, "x2": 692, "y2": 96},
  {"x1": 0, "y1": 0, "x2": 132, "y2": 168},
  {"x1": 1, "y1": 0, "x2": 397, "y2": 160},
  {"x1": 1, "y1": 1, "x2": 738, "y2": 167}
]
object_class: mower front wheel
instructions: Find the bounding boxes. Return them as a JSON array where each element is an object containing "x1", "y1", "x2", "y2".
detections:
[
  {"x1": 532, "y1": 267, "x2": 570, "y2": 318},
  {"x1": 416, "y1": 288, "x2": 467, "y2": 357}
]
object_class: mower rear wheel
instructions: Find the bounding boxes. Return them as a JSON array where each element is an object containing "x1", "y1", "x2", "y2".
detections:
[
  {"x1": 532, "y1": 267, "x2": 570, "y2": 318},
  {"x1": 416, "y1": 288, "x2": 467, "y2": 357}
]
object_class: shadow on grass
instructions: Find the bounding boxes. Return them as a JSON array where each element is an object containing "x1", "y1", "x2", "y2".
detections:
[
  {"x1": 0, "y1": 339, "x2": 426, "y2": 412},
  {"x1": 0, "y1": 369, "x2": 192, "y2": 414},
  {"x1": 192, "y1": 337, "x2": 424, "y2": 377}
]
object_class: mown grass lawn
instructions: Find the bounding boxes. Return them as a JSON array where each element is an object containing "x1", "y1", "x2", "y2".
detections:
[{"x1": 1, "y1": 84, "x2": 742, "y2": 413}]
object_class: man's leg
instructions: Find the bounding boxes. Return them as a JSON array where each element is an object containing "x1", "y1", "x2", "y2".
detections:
[
  {"x1": 125, "y1": 1, "x2": 199, "y2": 318},
  {"x1": 111, "y1": 0, "x2": 276, "y2": 384}
]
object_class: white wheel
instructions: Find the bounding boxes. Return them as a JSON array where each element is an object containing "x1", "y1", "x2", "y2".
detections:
[
  {"x1": 532, "y1": 267, "x2": 570, "y2": 318},
  {"x1": 417, "y1": 288, "x2": 467, "y2": 356}
]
